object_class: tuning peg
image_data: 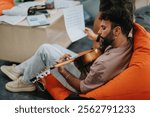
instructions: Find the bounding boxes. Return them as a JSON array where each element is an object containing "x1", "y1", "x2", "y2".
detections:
[{"x1": 45, "y1": 69, "x2": 51, "y2": 75}]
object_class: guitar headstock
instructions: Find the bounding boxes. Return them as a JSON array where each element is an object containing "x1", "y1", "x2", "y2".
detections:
[{"x1": 30, "y1": 69, "x2": 51, "y2": 83}]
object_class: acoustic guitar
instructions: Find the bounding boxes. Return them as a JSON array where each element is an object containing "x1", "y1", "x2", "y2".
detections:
[{"x1": 30, "y1": 48, "x2": 101, "y2": 91}]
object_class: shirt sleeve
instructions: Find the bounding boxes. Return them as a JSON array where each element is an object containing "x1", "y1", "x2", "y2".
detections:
[{"x1": 80, "y1": 61, "x2": 106, "y2": 93}]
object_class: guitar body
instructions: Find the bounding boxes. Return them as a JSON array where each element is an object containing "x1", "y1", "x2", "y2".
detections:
[
  {"x1": 77, "y1": 48, "x2": 101, "y2": 65},
  {"x1": 74, "y1": 49, "x2": 101, "y2": 73}
]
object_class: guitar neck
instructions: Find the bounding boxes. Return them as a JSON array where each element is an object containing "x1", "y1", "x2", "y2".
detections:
[
  {"x1": 53, "y1": 58, "x2": 76, "y2": 68},
  {"x1": 52, "y1": 49, "x2": 93, "y2": 69}
]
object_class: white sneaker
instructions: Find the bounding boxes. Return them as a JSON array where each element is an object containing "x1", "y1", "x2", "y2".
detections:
[
  {"x1": 0, "y1": 64, "x2": 20, "y2": 81},
  {"x1": 5, "y1": 76, "x2": 36, "y2": 92}
]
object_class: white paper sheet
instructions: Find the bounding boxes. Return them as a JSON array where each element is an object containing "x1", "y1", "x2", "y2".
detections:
[
  {"x1": 54, "y1": 0, "x2": 80, "y2": 9},
  {"x1": 0, "y1": 15, "x2": 26, "y2": 25},
  {"x1": 0, "y1": 1, "x2": 45, "y2": 25},
  {"x1": 63, "y1": 5, "x2": 86, "y2": 42},
  {"x1": 2, "y1": 1, "x2": 45, "y2": 16}
]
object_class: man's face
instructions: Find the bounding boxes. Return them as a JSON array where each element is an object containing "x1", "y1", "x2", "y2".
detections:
[{"x1": 98, "y1": 20, "x2": 115, "y2": 48}]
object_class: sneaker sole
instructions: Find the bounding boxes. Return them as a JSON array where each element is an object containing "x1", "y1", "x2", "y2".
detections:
[
  {"x1": 5, "y1": 84, "x2": 36, "y2": 92},
  {"x1": 0, "y1": 66, "x2": 18, "y2": 81}
]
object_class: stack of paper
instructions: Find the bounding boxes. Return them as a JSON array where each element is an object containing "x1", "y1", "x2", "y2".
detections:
[
  {"x1": 63, "y1": 5, "x2": 86, "y2": 42},
  {"x1": 0, "y1": 1, "x2": 45, "y2": 25},
  {"x1": 2, "y1": 1, "x2": 45, "y2": 16},
  {"x1": 0, "y1": 15, "x2": 26, "y2": 25}
]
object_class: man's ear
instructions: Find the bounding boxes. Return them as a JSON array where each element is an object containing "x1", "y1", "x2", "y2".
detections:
[{"x1": 113, "y1": 26, "x2": 121, "y2": 37}]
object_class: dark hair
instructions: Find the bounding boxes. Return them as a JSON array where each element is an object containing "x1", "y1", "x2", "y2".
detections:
[
  {"x1": 99, "y1": 0, "x2": 135, "y2": 20},
  {"x1": 99, "y1": 7, "x2": 133, "y2": 37}
]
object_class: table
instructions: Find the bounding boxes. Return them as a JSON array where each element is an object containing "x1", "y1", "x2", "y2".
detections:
[{"x1": 0, "y1": 9, "x2": 71, "y2": 62}]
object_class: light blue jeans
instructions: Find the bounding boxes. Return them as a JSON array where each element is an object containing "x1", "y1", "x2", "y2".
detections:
[{"x1": 16, "y1": 44, "x2": 81, "y2": 92}]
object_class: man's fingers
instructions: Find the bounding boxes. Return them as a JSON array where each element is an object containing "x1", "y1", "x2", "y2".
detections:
[
  {"x1": 65, "y1": 54, "x2": 71, "y2": 58},
  {"x1": 59, "y1": 54, "x2": 72, "y2": 61},
  {"x1": 63, "y1": 54, "x2": 72, "y2": 61},
  {"x1": 85, "y1": 27, "x2": 91, "y2": 32}
]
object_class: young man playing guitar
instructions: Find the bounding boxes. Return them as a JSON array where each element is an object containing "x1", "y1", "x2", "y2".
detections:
[{"x1": 1, "y1": 7, "x2": 133, "y2": 93}]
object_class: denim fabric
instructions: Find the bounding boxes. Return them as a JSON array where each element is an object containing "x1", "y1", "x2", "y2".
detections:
[{"x1": 16, "y1": 44, "x2": 81, "y2": 92}]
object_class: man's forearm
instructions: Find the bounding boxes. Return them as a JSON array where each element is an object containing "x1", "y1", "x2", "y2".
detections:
[{"x1": 59, "y1": 68, "x2": 81, "y2": 92}]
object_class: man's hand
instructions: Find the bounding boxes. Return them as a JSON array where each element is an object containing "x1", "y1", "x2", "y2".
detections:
[
  {"x1": 57, "y1": 54, "x2": 72, "y2": 73},
  {"x1": 57, "y1": 54, "x2": 81, "y2": 92},
  {"x1": 84, "y1": 27, "x2": 98, "y2": 41}
]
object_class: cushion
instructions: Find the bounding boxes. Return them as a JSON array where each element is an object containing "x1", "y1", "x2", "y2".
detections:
[
  {"x1": 0, "y1": 0, "x2": 14, "y2": 16},
  {"x1": 44, "y1": 74, "x2": 72, "y2": 100},
  {"x1": 45, "y1": 23, "x2": 150, "y2": 100}
]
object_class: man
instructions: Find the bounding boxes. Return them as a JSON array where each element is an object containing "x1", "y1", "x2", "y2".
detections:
[{"x1": 1, "y1": 7, "x2": 133, "y2": 93}]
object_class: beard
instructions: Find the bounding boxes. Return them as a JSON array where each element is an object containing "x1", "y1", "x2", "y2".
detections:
[{"x1": 98, "y1": 30, "x2": 115, "y2": 53}]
